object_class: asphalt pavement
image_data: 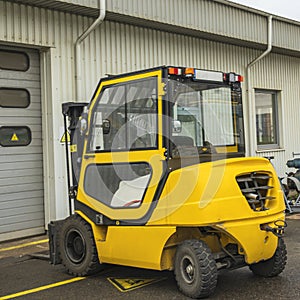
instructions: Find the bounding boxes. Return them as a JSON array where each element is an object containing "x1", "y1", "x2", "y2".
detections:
[{"x1": 0, "y1": 215, "x2": 300, "y2": 300}]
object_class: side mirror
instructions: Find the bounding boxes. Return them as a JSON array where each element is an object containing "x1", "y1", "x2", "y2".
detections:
[
  {"x1": 79, "y1": 117, "x2": 88, "y2": 135},
  {"x1": 79, "y1": 106, "x2": 89, "y2": 136},
  {"x1": 172, "y1": 120, "x2": 182, "y2": 133},
  {"x1": 102, "y1": 119, "x2": 111, "y2": 134}
]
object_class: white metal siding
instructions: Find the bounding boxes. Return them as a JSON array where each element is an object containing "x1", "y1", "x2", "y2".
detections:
[
  {"x1": 273, "y1": 20, "x2": 300, "y2": 52},
  {"x1": 0, "y1": 46, "x2": 44, "y2": 241},
  {"x1": 6, "y1": 0, "x2": 300, "y2": 55},
  {"x1": 252, "y1": 53, "x2": 300, "y2": 175},
  {"x1": 107, "y1": 0, "x2": 268, "y2": 45}
]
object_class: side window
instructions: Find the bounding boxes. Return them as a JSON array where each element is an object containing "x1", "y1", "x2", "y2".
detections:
[
  {"x1": 89, "y1": 77, "x2": 158, "y2": 152},
  {"x1": 255, "y1": 90, "x2": 280, "y2": 150},
  {"x1": 90, "y1": 85, "x2": 126, "y2": 151},
  {"x1": 127, "y1": 79, "x2": 157, "y2": 149},
  {"x1": 84, "y1": 163, "x2": 151, "y2": 208}
]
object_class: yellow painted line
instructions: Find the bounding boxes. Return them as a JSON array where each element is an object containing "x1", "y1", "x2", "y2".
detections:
[
  {"x1": 0, "y1": 277, "x2": 86, "y2": 299},
  {"x1": 0, "y1": 239, "x2": 49, "y2": 252}
]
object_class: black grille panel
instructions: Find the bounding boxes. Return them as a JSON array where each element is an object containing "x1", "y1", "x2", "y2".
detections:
[{"x1": 236, "y1": 172, "x2": 275, "y2": 211}]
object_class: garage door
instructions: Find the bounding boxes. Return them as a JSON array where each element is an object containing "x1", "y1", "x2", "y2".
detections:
[{"x1": 0, "y1": 46, "x2": 44, "y2": 241}]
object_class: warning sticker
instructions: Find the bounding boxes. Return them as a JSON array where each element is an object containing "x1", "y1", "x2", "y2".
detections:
[
  {"x1": 11, "y1": 133, "x2": 19, "y2": 141},
  {"x1": 70, "y1": 144, "x2": 77, "y2": 153},
  {"x1": 107, "y1": 277, "x2": 166, "y2": 292},
  {"x1": 60, "y1": 131, "x2": 70, "y2": 144}
]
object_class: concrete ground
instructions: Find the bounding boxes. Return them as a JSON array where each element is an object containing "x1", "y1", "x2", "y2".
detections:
[{"x1": 0, "y1": 215, "x2": 299, "y2": 299}]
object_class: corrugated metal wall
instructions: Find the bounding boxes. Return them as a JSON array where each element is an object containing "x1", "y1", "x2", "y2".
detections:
[
  {"x1": 106, "y1": 0, "x2": 300, "y2": 55},
  {"x1": 253, "y1": 53, "x2": 300, "y2": 175},
  {"x1": 1, "y1": 0, "x2": 300, "y2": 224},
  {"x1": 107, "y1": 0, "x2": 268, "y2": 45},
  {"x1": 273, "y1": 20, "x2": 300, "y2": 52},
  {"x1": 7, "y1": 0, "x2": 300, "y2": 54}
]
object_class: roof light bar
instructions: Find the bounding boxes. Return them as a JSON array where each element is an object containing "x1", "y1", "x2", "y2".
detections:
[
  {"x1": 168, "y1": 67, "x2": 243, "y2": 83},
  {"x1": 194, "y1": 69, "x2": 223, "y2": 82}
]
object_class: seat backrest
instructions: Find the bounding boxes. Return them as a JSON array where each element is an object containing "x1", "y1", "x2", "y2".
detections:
[{"x1": 172, "y1": 136, "x2": 194, "y2": 147}]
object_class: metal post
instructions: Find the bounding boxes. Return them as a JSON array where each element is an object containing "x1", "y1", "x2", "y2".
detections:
[{"x1": 63, "y1": 113, "x2": 73, "y2": 216}]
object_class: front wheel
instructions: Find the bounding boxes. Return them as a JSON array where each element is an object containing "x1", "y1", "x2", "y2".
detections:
[
  {"x1": 58, "y1": 214, "x2": 102, "y2": 276},
  {"x1": 174, "y1": 239, "x2": 218, "y2": 299},
  {"x1": 250, "y1": 238, "x2": 287, "y2": 277}
]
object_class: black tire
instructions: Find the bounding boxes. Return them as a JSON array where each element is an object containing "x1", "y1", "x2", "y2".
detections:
[
  {"x1": 58, "y1": 214, "x2": 102, "y2": 276},
  {"x1": 250, "y1": 238, "x2": 287, "y2": 277},
  {"x1": 174, "y1": 239, "x2": 218, "y2": 299}
]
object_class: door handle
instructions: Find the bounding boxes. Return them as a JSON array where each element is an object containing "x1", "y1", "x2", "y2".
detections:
[{"x1": 84, "y1": 154, "x2": 95, "y2": 159}]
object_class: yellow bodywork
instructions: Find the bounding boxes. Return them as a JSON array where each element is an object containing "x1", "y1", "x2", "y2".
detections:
[{"x1": 76, "y1": 156, "x2": 285, "y2": 270}]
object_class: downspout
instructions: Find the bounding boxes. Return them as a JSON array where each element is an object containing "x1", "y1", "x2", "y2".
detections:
[
  {"x1": 75, "y1": 0, "x2": 106, "y2": 102},
  {"x1": 246, "y1": 15, "x2": 273, "y2": 156}
]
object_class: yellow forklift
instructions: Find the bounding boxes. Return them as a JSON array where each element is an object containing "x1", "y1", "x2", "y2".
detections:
[{"x1": 49, "y1": 66, "x2": 287, "y2": 299}]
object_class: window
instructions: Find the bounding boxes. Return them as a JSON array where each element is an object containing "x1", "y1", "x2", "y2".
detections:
[
  {"x1": 171, "y1": 81, "x2": 239, "y2": 150},
  {"x1": 0, "y1": 50, "x2": 29, "y2": 71},
  {"x1": 0, "y1": 88, "x2": 30, "y2": 108},
  {"x1": 202, "y1": 87, "x2": 235, "y2": 146},
  {"x1": 255, "y1": 90, "x2": 279, "y2": 149},
  {"x1": 89, "y1": 77, "x2": 158, "y2": 152},
  {"x1": 0, "y1": 126, "x2": 32, "y2": 147},
  {"x1": 84, "y1": 163, "x2": 151, "y2": 208}
]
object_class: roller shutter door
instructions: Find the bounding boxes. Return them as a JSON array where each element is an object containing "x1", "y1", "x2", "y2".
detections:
[{"x1": 0, "y1": 46, "x2": 44, "y2": 241}]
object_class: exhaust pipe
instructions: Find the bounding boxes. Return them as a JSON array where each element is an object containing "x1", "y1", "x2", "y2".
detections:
[{"x1": 245, "y1": 193, "x2": 259, "y2": 200}]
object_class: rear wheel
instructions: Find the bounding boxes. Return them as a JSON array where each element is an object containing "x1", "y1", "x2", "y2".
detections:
[
  {"x1": 250, "y1": 238, "x2": 287, "y2": 277},
  {"x1": 58, "y1": 214, "x2": 102, "y2": 276},
  {"x1": 174, "y1": 239, "x2": 218, "y2": 299}
]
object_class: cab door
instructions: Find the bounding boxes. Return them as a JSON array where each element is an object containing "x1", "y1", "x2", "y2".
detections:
[{"x1": 77, "y1": 69, "x2": 166, "y2": 223}]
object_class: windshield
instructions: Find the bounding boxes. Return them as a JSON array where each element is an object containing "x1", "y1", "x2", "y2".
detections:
[{"x1": 169, "y1": 80, "x2": 244, "y2": 158}]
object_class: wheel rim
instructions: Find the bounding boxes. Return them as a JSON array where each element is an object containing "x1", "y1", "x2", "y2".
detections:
[
  {"x1": 180, "y1": 255, "x2": 195, "y2": 284},
  {"x1": 65, "y1": 229, "x2": 86, "y2": 264}
]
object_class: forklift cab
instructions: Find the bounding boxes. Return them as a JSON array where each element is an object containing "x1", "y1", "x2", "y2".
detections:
[{"x1": 72, "y1": 66, "x2": 244, "y2": 223}]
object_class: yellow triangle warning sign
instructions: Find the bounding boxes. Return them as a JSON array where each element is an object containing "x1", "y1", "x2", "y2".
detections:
[
  {"x1": 107, "y1": 277, "x2": 166, "y2": 292},
  {"x1": 11, "y1": 133, "x2": 19, "y2": 142},
  {"x1": 60, "y1": 131, "x2": 70, "y2": 143}
]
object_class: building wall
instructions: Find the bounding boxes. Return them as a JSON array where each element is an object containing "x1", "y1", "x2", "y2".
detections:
[
  {"x1": 1, "y1": 0, "x2": 299, "y2": 226},
  {"x1": 6, "y1": 0, "x2": 300, "y2": 54},
  {"x1": 107, "y1": 0, "x2": 300, "y2": 55},
  {"x1": 107, "y1": 0, "x2": 268, "y2": 44}
]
